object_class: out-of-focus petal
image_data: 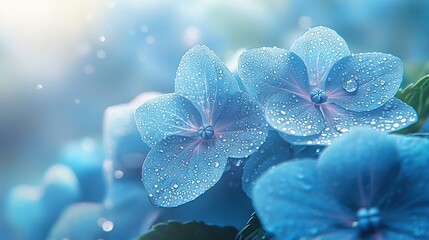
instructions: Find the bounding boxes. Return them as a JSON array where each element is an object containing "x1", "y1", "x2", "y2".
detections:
[
  {"x1": 175, "y1": 45, "x2": 240, "y2": 121},
  {"x1": 325, "y1": 53, "x2": 402, "y2": 112},
  {"x1": 253, "y1": 160, "x2": 355, "y2": 239},
  {"x1": 134, "y1": 93, "x2": 203, "y2": 147},
  {"x1": 379, "y1": 135, "x2": 429, "y2": 239},
  {"x1": 238, "y1": 47, "x2": 310, "y2": 104},
  {"x1": 142, "y1": 135, "x2": 227, "y2": 207},
  {"x1": 214, "y1": 92, "x2": 268, "y2": 158},
  {"x1": 290, "y1": 26, "x2": 350, "y2": 87},
  {"x1": 317, "y1": 128, "x2": 401, "y2": 210},
  {"x1": 266, "y1": 92, "x2": 325, "y2": 137}
]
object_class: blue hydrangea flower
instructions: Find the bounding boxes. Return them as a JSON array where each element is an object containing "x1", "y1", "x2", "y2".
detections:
[
  {"x1": 238, "y1": 26, "x2": 417, "y2": 145},
  {"x1": 134, "y1": 45, "x2": 268, "y2": 207},
  {"x1": 253, "y1": 128, "x2": 429, "y2": 239}
]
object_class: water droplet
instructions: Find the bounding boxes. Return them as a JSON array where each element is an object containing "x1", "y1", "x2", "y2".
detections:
[
  {"x1": 342, "y1": 79, "x2": 358, "y2": 93},
  {"x1": 213, "y1": 162, "x2": 220, "y2": 168},
  {"x1": 36, "y1": 84, "x2": 43, "y2": 90}
]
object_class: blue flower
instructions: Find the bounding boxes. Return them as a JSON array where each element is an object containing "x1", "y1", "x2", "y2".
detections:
[
  {"x1": 253, "y1": 128, "x2": 429, "y2": 239},
  {"x1": 238, "y1": 26, "x2": 417, "y2": 145},
  {"x1": 134, "y1": 45, "x2": 268, "y2": 207}
]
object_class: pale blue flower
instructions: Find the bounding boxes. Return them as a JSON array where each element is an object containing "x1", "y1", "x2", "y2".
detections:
[
  {"x1": 135, "y1": 45, "x2": 268, "y2": 207},
  {"x1": 238, "y1": 26, "x2": 417, "y2": 145}
]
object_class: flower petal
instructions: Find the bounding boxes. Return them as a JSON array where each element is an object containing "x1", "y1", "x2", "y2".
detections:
[
  {"x1": 326, "y1": 98, "x2": 418, "y2": 134},
  {"x1": 134, "y1": 94, "x2": 203, "y2": 147},
  {"x1": 142, "y1": 135, "x2": 227, "y2": 207},
  {"x1": 325, "y1": 53, "x2": 403, "y2": 112},
  {"x1": 266, "y1": 92, "x2": 325, "y2": 137},
  {"x1": 242, "y1": 131, "x2": 293, "y2": 197},
  {"x1": 279, "y1": 98, "x2": 417, "y2": 145},
  {"x1": 175, "y1": 45, "x2": 240, "y2": 120},
  {"x1": 214, "y1": 92, "x2": 268, "y2": 158},
  {"x1": 380, "y1": 135, "x2": 429, "y2": 239},
  {"x1": 317, "y1": 128, "x2": 402, "y2": 210},
  {"x1": 237, "y1": 47, "x2": 310, "y2": 105},
  {"x1": 290, "y1": 26, "x2": 350, "y2": 87},
  {"x1": 253, "y1": 160, "x2": 355, "y2": 239}
]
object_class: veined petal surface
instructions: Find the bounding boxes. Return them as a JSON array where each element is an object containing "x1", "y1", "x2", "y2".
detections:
[
  {"x1": 135, "y1": 94, "x2": 202, "y2": 147},
  {"x1": 142, "y1": 135, "x2": 227, "y2": 207},
  {"x1": 290, "y1": 26, "x2": 350, "y2": 87}
]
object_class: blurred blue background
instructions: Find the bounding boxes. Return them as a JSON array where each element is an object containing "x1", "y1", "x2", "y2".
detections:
[{"x1": 1, "y1": 0, "x2": 429, "y2": 239}]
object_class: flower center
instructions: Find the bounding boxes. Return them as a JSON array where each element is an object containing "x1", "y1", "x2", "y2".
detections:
[
  {"x1": 356, "y1": 207, "x2": 381, "y2": 233},
  {"x1": 197, "y1": 124, "x2": 214, "y2": 139},
  {"x1": 310, "y1": 88, "x2": 328, "y2": 104}
]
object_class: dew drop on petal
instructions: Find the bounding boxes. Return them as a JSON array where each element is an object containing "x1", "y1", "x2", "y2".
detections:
[{"x1": 342, "y1": 79, "x2": 358, "y2": 93}]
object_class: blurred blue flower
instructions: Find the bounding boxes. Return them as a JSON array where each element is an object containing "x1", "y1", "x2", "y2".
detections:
[
  {"x1": 58, "y1": 139, "x2": 106, "y2": 202},
  {"x1": 253, "y1": 128, "x2": 429, "y2": 239},
  {"x1": 135, "y1": 45, "x2": 268, "y2": 207},
  {"x1": 48, "y1": 182, "x2": 161, "y2": 240},
  {"x1": 6, "y1": 165, "x2": 79, "y2": 240},
  {"x1": 238, "y1": 26, "x2": 417, "y2": 145}
]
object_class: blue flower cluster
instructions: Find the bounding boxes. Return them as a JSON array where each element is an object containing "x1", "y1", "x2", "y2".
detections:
[
  {"x1": 130, "y1": 26, "x2": 428, "y2": 239},
  {"x1": 6, "y1": 26, "x2": 426, "y2": 240},
  {"x1": 135, "y1": 26, "x2": 417, "y2": 209}
]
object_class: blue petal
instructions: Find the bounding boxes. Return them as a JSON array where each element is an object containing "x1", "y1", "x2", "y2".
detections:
[
  {"x1": 134, "y1": 93, "x2": 203, "y2": 147},
  {"x1": 157, "y1": 169, "x2": 254, "y2": 229},
  {"x1": 237, "y1": 47, "x2": 310, "y2": 105},
  {"x1": 142, "y1": 135, "x2": 227, "y2": 207},
  {"x1": 326, "y1": 98, "x2": 418, "y2": 134},
  {"x1": 253, "y1": 160, "x2": 355, "y2": 239},
  {"x1": 317, "y1": 128, "x2": 402, "y2": 210},
  {"x1": 290, "y1": 26, "x2": 350, "y2": 87},
  {"x1": 175, "y1": 45, "x2": 240, "y2": 119},
  {"x1": 325, "y1": 53, "x2": 403, "y2": 112},
  {"x1": 280, "y1": 98, "x2": 417, "y2": 145},
  {"x1": 266, "y1": 92, "x2": 325, "y2": 136},
  {"x1": 379, "y1": 135, "x2": 429, "y2": 239},
  {"x1": 104, "y1": 92, "x2": 159, "y2": 162},
  {"x1": 213, "y1": 92, "x2": 268, "y2": 158},
  {"x1": 242, "y1": 131, "x2": 293, "y2": 197}
]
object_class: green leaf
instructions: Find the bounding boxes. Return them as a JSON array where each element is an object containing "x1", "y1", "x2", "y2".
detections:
[
  {"x1": 396, "y1": 74, "x2": 429, "y2": 133},
  {"x1": 137, "y1": 221, "x2": 238, "y2": 240},
  {"x1": 235, "y1": 212, "x2": 274, "y2": 240}
]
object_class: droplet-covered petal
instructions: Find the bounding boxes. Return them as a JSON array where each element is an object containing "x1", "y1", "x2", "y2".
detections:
[
  {"x1": 266, "y1": 92, "x2": 325, "y2": 137},
  {"x1": 242, "y1": 131, "x2": 293, "y2": 196},
  {"x1": 290, "y1": 26, "x2": 350, "y2": 87},
  {"x1": 326, "y1": 98, "x2": 417, "y2": 134},
  {"x1": 134, "y1": 94, "x2": 203, "y2": 147},
  {"x1": 253, "y1": 160, "x2": 355, "y2": 239},
  {"x1": 142, "y1": 135, "x2": 227, "y2": 207},
  {"x1": 325, "y1": 53, "x2": 402, "y2": 112},
  {"x1": 175, "y1": 45, "x2": 240, "y2": 120},
  {"x1": 213, "y1": 92, "x2": 268, "y2": 158},
  {"x1": 237, "y1": 47, "x2": 310, "y2": 105},
  {"x1": 281, "y1": 98, "x2": 417, "y2": 145},
  {"x1": 317, "y1": 128, "x2": 402, "y2": 210}
]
